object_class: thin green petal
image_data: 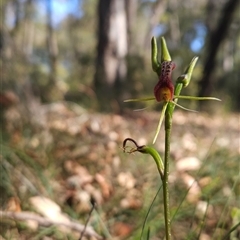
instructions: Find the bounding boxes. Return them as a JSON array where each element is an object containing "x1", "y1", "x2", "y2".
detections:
[
  {"x1": 161, "y1": 37, "x2": 171, "y2": 62},
  {"x1": 151, "y1": 37, "x2": 161, "y2": 75},
  {"x1": 171, "y1": 101, "x2": 198, "y2": 112},
  {"x1": 124, "y1": 97, "x2": 155, "y2": 102},
  {"x1": 174, "y1": 95, "x2": 221, "y2": 101},
  {"x1": 153, "y1": 102, "x2": 168, "y2": 144},
  {"x1": 176, "y1": 57, "x2": 198, "y2": 87}
]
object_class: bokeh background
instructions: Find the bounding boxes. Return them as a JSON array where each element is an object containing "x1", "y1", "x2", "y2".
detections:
[
  {"x1": 1, "y1": 0, "x2": 240, "y2": 111},
  {"x1": 1, "y1": 0, "x2": 240, "y2": 239}
]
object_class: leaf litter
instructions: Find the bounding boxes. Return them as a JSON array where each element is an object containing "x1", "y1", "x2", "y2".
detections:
[{"x1": 1, "y1": 101, "x2": 240, "y2": 239}]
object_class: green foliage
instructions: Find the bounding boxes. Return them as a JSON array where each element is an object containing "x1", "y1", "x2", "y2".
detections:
[
  {"x1": 0, "y1": 144, "x2": 51, "y2": 202},
  {"x1": 2, "y1": 0, "x2": 239, "y2": 110},
  {"x1": 1, "y1": 1, "x2": 240, "y2": 239},
  {"x1": 122, "y1": 34, "x2": 237, "y2": 240}
]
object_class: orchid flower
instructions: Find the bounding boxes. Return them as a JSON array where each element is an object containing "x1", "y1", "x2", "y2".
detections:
[{"x1": 125, "y1": 37, "x2": 221, "y2": 144}]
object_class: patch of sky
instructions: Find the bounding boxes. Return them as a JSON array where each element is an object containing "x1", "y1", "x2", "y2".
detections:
[
  {"x1": 5, "y1": 0, "x2": 26, "y2": 28},
  {"x1": 152, "y1": 24, "x2": 167, "y2": 37},
  {"x1": 190, "y1": 22, "x2": 207, "y2": 53},
  {"x1": 6, "y1": 0, "x2": 83, "y2": 29},
  {"x1": 37, "y1": 0, "x2": 83, "y2": 27},
  {"x1": 141, "y1": 0, "x2": 156, "y2": 2},
  {"x1": 152, "y1": 22, "x2": 206, "y2": 53}
]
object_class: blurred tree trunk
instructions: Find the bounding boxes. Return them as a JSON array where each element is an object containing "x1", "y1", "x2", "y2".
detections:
[
  {"x1": 125, "y1": 0, "x2": 138, "y2": 53},
  {"x1": 168, "y1": 0, "x2": 180, "y2": 49},
  {"x1": 0, "y1": 2, "x2": 7, "y2": 55},
  {"x1": 12, "y1": 0, "x2": 21, "y2": 32},
  {"x1": 205, "y1": 0, "x2": 219, "y2": 33},
  {"x1": 144, "y1": 0, "x2": 167, "y2": 51},
  {"x1": 45, "y1": 0, "x2": 60, "y2": 101},
  {"x1": 23, "y1": 0, "x2": 34, "y2": 57},
  {"x1": 198, "y1": 0, "x2": 239, "y2": 103},
  {"x1": 94, "y1": 0, "x2": 128, "y2": 112}
]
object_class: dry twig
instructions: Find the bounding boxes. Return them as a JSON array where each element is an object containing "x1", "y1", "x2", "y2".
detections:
[{"x1": 0, "y1": 211, "x2": 103, "y2": 239}]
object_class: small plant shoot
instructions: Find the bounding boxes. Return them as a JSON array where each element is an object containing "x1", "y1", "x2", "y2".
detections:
[{"x1": 123, "y1": 36, "x2": 221, "y2": 239}]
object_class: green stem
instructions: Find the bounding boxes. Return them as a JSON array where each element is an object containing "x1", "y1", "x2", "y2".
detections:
[
  {"x1": 151, "y1": 38, "x2": 199, "y2": 240},
  {"x1": 162, "y1": 111, "x2": 172, "y2": 240},
  {"x1": 168, "y1": 83, "x2": 183, "y2": 116},
  {"x1": 139, "y1": 146, "x2": 164, "y2": 179}
]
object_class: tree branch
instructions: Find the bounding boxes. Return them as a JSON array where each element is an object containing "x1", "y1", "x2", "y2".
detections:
[
  {"x1": 198, "y1": 0, "x2": 240, "y2": 98},
  {"x1": 0, "y1": 211, "x2": 103, "y2": 239}
]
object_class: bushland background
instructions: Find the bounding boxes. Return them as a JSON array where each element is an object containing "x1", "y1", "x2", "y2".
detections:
[{"x1": 1, "y1": 0, "x2": 240, "y2": 239}]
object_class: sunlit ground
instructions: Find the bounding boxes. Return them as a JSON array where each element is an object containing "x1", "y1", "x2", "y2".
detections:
[{"x1": 1, "y1": 102, "x2": 239, "y2": 239}]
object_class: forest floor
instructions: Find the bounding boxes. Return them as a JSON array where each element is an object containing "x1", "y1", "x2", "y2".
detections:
[{"x1": 1, "y1": 100, "x2": 240, "y2": 240}]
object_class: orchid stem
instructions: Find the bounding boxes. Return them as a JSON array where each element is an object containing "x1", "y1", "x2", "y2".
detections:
[
  {"x1": 123, "y1": 36, "x2": 220, "y2": 240},
  {"x1": 160, "y1": 43, "x2": 199, "y2": 240},
  {"x1": 162, "y1": 111, "x2": 172, "y2": 240}
]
